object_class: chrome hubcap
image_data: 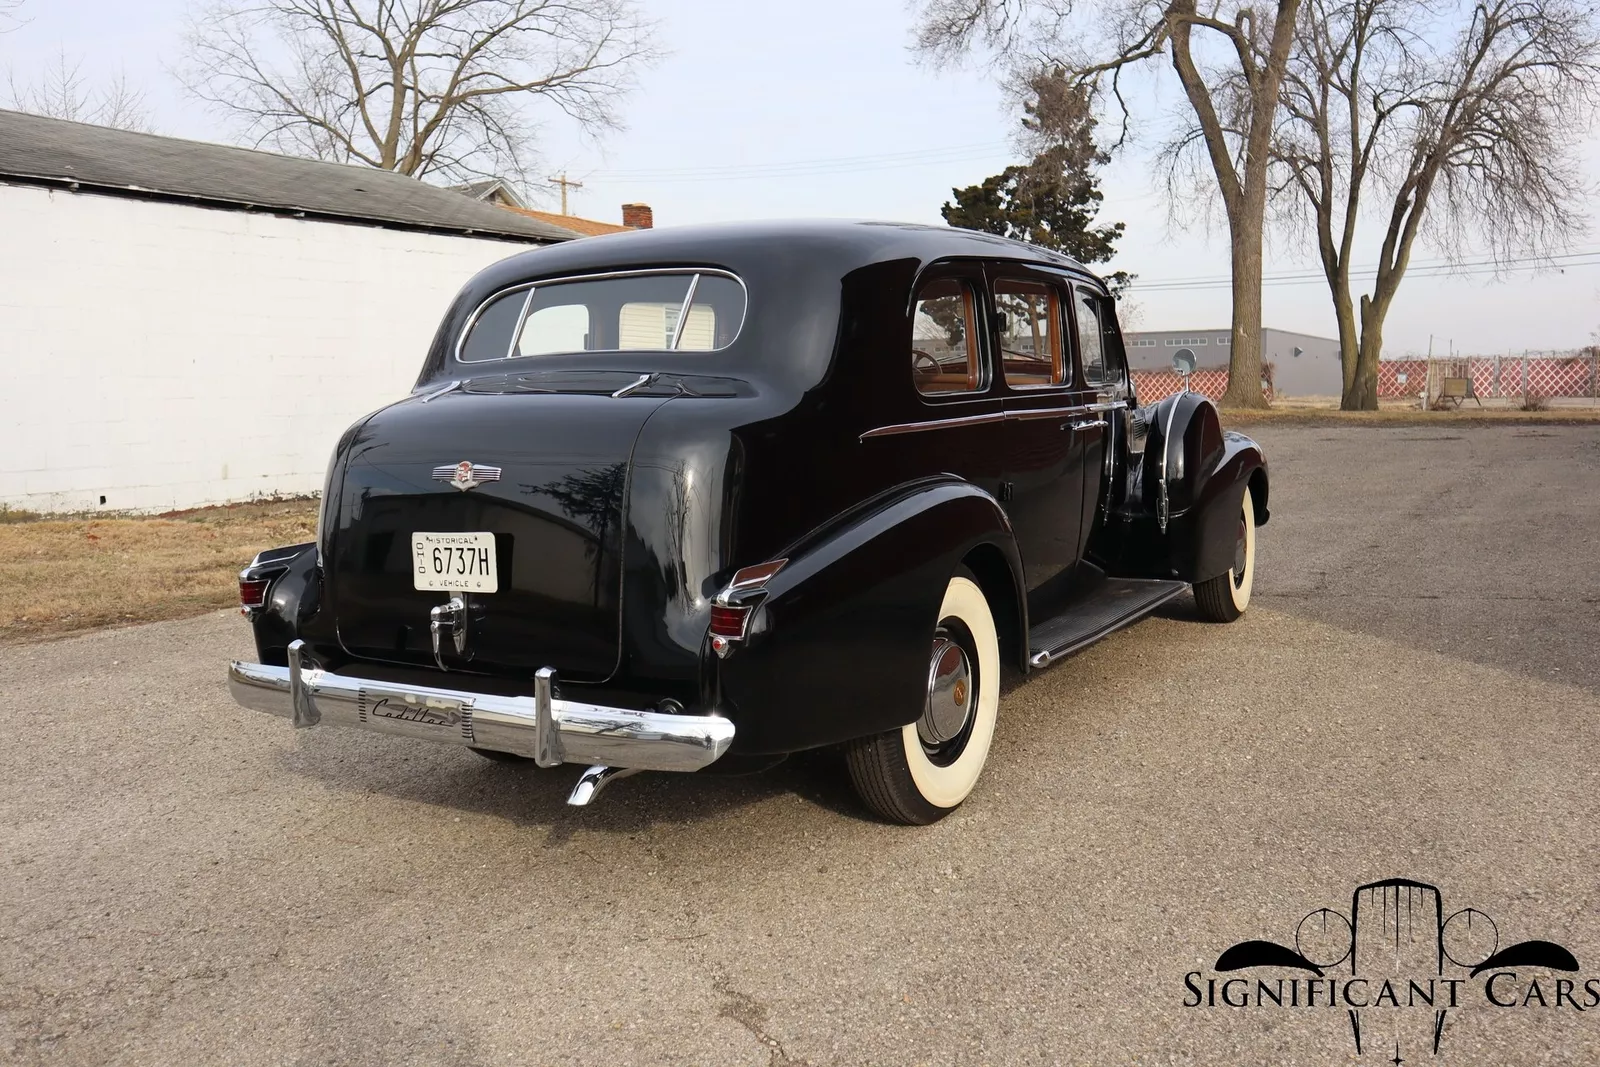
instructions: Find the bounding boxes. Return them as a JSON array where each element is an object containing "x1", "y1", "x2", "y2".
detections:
[
  {"x1": 918, "y1": 636, "x2": 972, "y2": 746},
  {"x1": 1232, "y1": 516, "x2": 1248, "y2": 587}
]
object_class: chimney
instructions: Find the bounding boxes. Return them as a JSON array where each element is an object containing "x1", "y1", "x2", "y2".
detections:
[{"x1": 621, "y1": 203, "x2": 654, "y2": 229}]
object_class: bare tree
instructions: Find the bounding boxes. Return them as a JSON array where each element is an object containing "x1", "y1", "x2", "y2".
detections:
[
  {"x1": 0, "y1": 0, "x2": 24, "y2": 30},
  {"x1": 1273, "y1": 0, "x2": 1600, "y2": 408},
  {"x1": 179, "y1": 0, "x2": 660, "y2": 184},
  {"x1": 8, "y1": 50, "x2": 153, "y2": 131},
  {"x1": 916, "y1": 0, "x2": 1305, "y2": 408}
]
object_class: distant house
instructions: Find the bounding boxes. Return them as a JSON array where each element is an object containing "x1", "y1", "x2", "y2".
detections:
[
  {"x1": 450, "y1": 177, "x2": 527, "y2": 209},
  {"x1": 506, "y1": 202, "x2": 655, "y2": 237},
  {"x1": 1122, "y1": 327, "x2": 1342, "y2": 396},
  {"x1": 452, "y1": 180, "x2": 657, "y2": 237},
  {"x1": 0, "y1": 109, "x2": 579, "y2": 513}
]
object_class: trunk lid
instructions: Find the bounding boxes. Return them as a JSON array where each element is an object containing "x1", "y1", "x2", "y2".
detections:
[{"x1": 326, "y1": 385, "x2": 669, "y2": 681}]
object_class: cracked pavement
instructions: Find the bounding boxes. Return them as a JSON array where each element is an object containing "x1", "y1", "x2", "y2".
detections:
[{"x1": 3, "y1": 424, "x2": 1599, "y2": 1065}]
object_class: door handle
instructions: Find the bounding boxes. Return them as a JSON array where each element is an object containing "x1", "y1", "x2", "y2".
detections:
[{"x1": 1067, "y1": 417, "x2": 1105, "y2": 432}]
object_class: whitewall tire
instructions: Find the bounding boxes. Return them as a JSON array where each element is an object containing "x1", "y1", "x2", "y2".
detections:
[
  {"x1": 845, "y1": 572, "x2": 1001, "y2": 824},
  {"x1": 1194, "y1": 486, "x2": 1256, "y2": 623}
]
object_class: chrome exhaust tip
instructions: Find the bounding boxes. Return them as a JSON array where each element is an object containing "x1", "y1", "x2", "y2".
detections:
[{"x1": 567, "y1": 764, "x2": 640, "y2": 806}]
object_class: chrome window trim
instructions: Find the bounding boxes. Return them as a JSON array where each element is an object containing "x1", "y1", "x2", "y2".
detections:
[
  {"x1": 669, "y1": 272, "x2": 701, "y2": 350},
  {"x1": 453, "y1": 267, "x2": 748, "y2": 365},
  {"x1": 505, "y1": 287, "x2": 538, "y2": 361}
]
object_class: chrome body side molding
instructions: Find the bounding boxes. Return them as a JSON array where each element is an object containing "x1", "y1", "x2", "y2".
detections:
[{"x1": 860, "y1": 399, "x2": 1127, "y2": 441}]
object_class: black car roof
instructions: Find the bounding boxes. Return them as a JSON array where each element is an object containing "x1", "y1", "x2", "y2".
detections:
[{"x1": 473, "y1": 218, "x2": 1099, "y2": 287}]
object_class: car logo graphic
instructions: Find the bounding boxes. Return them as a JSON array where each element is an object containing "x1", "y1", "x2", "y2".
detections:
[{"x1": 432, "y1": 461, "x2": 501, "y2": 491}]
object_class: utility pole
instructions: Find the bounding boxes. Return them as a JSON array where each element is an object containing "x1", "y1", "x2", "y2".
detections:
[{"x1": 548, "y1": 173, "x2": 583, "y2": 215}]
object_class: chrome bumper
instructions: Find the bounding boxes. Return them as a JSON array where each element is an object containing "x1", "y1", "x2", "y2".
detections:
[{"x1": 227, "y1": 641, "x2": 734, "y2": 775}]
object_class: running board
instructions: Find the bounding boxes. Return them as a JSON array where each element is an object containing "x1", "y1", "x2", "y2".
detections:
[{"x1": 1027, "y1": 579, "x2": 1189, "y2": 669}]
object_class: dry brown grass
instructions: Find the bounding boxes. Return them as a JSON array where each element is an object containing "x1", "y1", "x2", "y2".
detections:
[
  {"x1": 1222, "y1": 405, "x2": 1600, "y2": 427},
  {"x1": 0, "y1": 498, "x2": 318, "y2": 644}
]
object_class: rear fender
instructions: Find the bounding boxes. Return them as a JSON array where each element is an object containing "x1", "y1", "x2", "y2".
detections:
[
  {"x1": 715, "y1": 478, "x2": 1023, "y2": 755},
  {"x1": 244, "y1": 543, "x2": 322, "y2": 666}
]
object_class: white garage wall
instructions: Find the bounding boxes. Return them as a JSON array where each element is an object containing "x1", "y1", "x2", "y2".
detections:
[{"x1": 0, "y1": 184, "x2": 544, "y2": 513}]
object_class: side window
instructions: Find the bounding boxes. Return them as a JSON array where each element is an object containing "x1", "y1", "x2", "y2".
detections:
[
  {"x1": 994, "y1": 278, "x2": 1065, "y2": 388},
  {"x1": 1075, "y1": 286, "x2": 1111, "y2": 385},
  {"x1": 1100, "y1": 297, "x2": 1127, "y2": 383},
  {"x1": 911, "y1": 278, "x2": 983, "y2": 395}
]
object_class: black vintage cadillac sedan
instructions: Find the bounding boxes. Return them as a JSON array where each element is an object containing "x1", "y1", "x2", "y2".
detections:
[{"x1": 227, "y1": 220, "x2": 1268, "y2": 824}]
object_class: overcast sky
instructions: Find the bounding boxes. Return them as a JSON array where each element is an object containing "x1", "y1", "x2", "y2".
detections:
[{"x1": 4, "y1": 0, "x2": 1598, "y2": 355}]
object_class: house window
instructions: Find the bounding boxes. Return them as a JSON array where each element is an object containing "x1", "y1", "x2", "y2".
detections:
[{"x1": 912, "y1": 278, "x2": 984, "y2": 395}]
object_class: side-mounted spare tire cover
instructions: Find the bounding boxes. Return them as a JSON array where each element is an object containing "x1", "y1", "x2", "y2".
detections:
[{"x1": 1125, "y1": 392, "x2": 1226, "y2": 526}]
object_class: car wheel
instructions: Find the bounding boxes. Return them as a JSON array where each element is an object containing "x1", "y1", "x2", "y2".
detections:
[
  {"x1": 1194, "y1": 486, "x2": 1256, "y2": 623},
  {"x1": 844, "y1": 571, "x2": 1001, "y2": 825}
]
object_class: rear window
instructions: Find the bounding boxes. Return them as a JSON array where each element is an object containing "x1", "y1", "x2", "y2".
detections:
[{"x1": 458, "y1": 271, "x2": 746, "y2": 363}]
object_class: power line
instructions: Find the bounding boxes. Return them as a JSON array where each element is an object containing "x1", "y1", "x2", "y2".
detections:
[
  {"x1": 1130, "y1": 248, "x2": 1600, "y2": 292},
  {"x1": 1133, "y1": 247, "x2": 1600, "y2": 287},
  {"x1": 579, "y1": 141, "x2": 1012, "y2": 183}
]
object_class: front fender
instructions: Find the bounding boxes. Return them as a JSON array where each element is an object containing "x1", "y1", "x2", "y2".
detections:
[
  {"x1": 1183, "y1": 431, "x2": 1268, "y2": 582},
  {"x1": 715, "y1": 478, "x2": 1022, "y2": 755},
  {"x1": 1103, "y1": 394, "x2": 1269, "y2": 583}
]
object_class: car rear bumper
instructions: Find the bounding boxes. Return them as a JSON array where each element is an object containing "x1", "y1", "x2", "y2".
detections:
[{"x1": 227, "y1": 641, "x2": 734, "y2": 773}]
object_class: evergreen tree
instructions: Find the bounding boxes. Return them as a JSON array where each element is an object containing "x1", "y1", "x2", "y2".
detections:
[{"x1": 942, "y1": 75, "x2": 1130, "y2": 294}]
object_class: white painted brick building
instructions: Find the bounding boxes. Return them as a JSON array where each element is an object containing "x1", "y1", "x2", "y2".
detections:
[{"x1": 0, "y1": 109, "x2": 576, "y2": 513}]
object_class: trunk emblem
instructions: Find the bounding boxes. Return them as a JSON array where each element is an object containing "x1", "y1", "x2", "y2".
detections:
[{"x1": 432, "y1": 461, "x2": 502, "y2": 491}]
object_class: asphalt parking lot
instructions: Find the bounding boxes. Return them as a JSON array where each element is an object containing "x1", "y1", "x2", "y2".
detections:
[{"x1": 4, "y1": 424, "x2": 1599, "y2": 1066}]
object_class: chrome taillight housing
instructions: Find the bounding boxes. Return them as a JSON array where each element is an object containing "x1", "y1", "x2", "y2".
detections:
[
  {"x1": 708, "y1": 558, "x2": 788, "y2": 657},
  {"x1": 238, "y1": 575, "x2": 273, "y2": 612},
  {"x1": 237, "y1": 553, "x2": 291, "y2": 617}
]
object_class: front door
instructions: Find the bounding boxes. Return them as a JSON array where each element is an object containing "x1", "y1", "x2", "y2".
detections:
[
  {"x1": 990, "y1": 270, "x2": 1091, "y2": 612},
  {"x1": 1070, "y1": 283, "x2": 1130, "y2": 550}
]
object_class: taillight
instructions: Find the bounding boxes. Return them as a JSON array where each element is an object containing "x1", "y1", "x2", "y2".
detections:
[
  {"x1": 239, "y1": 576, "x2": 272, "y2": 613},
  {"x1": 708, "y1": 558, "x2": 787, "y2": 658},
  {"x1": 709, "y1": 604, "x2": 749, "y2": 638}
]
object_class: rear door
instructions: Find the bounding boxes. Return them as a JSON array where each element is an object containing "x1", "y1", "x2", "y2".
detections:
[{"x1": 991, "y1": 266, "x2": 1090, "y2": 607}]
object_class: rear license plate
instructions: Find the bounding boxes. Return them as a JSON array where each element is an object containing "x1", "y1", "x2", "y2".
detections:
[{"x1": 411, "y1": 532, "x2": 498, "y2": 593}]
